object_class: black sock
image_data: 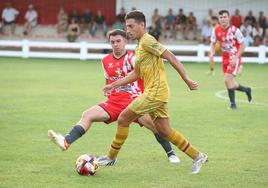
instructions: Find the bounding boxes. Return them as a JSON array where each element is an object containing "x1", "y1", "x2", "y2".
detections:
[
  {"x1": 227, "y1": 88, "x2": 235, "y2": 105},
  {"x1": 65, "y1": 125, "x2": 85, "y2": 145},
  {"x1": 154, "y1": 133, "x2": 174, "y2": 157},
  {"x1": 236, "y1": 84, "x2": 249, "y2": 93}
]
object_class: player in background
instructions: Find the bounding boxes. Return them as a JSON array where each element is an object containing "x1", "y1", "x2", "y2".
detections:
[
  {"x1": 209, "y1": 10, "x2": 252, "y2": 109},
  {"x1": 48, "y1": 29, "x2": 180, "y2": 163},
  {"x1": 98, "y1": 11, "x2": 208, "y2": 174}
]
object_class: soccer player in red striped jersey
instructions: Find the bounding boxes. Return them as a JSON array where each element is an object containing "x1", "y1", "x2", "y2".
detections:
[
  {"x1": 210, "y1": 10, "x2": 252, "y2": 109},
  {"x1": 48, "y1": 29, "x2": 179, "y2": 163}
]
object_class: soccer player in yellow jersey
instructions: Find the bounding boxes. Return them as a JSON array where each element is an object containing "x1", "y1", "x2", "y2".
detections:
[{"x1": 98, "y1": 11, "x2": 208, "y2": 174}]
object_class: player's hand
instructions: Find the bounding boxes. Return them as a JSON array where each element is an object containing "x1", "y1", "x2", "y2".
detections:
[
  {"x1": 103, "y1": 84, "x2": 113, "y2": 96},
  {"x1": 185, "y1": 79, "x2": 198, "y2": 90}
]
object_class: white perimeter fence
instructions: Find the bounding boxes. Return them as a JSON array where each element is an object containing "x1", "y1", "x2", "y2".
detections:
[{"x1": 0, "y1": 40, "x2": 267, "y2": 63}]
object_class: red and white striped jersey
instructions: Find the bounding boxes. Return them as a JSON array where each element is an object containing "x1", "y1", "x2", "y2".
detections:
[
  {"x1": 101, "y1": 51, "x2": 143, "y2": 99},
  {"x1": 211, "y1": 25, "x2": 244, "y2": 58}
]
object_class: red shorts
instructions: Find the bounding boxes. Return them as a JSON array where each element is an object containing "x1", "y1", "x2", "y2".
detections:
[
  {"x1": 222, "y1": 56, "x2": 241, "y2": 75},
  {"x1": 98, "y1": 96, "x2": 140, "y2": 124}
]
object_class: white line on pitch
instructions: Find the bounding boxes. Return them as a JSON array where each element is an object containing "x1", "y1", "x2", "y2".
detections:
[{"x1": 214, "y1": 90, "x2": 267, "y2": 106}]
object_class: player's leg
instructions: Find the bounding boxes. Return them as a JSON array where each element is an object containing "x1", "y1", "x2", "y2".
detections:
[
  {"x1": 233, "y1": 65, "x2": 252, "y2": 103},
  {"x1": 224, "y1": 73, "x2": 238, "y2": 109},
  {"x1": 97, "y1": 107, "x2": 139, "y2": 166},
  {"x1": 137, "y1": 114, "x2": 180, "y2": 163},
  {"x1": 154, "y1": 117, "x2": 208, "y2": 174},
  {"x1": 48, "y1": 105, "x2": 110, "y2": 151}
]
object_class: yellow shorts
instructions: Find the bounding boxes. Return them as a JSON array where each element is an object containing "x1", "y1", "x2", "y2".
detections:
[{"x1": 129, "y1": 93, "x2": 169, "y2": 120}]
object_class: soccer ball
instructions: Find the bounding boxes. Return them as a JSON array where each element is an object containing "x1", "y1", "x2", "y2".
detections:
[{"x1": 75, "y1": 154, "x2": 98, "y2": 176}]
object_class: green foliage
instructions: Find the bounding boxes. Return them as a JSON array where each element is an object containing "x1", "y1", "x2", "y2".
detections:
[{"x1": 0, "y1": 58, "x2": 267, "y2": 188}]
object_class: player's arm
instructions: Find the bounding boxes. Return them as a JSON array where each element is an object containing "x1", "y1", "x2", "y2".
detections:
[
  {"x1": 209, "y1": 42, "x2": 216, "y2": 72},
  {"x1": 103, "y1": 69, "x2": 139, "y2": 96},
  {"x1": 161, "y1": 50, "x2": 198, "y2": 90}
]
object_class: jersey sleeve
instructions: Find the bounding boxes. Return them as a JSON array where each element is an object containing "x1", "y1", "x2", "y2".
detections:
[
  {"x1": 235, "y1": 28, "x2": 245, "y2": 44},
  {"x1": 210, "y1": 28, "x2": 217, "y2": 43},
  {"x1": 142, "y1": 35, "x2": 166, "y2": 57}
]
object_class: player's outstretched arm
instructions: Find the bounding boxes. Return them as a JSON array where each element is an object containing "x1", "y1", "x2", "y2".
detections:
[
  {"x1": 161, "y1": 50, "x2": 198, "y2": 90},
  {"x1": 103, "y1": 70, "x2": 139, "y2": 96}
]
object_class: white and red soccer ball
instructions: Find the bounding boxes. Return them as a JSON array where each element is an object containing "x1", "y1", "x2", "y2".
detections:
[{"x1": 75, "y1": 154, "x2": 98, "y2": 176}]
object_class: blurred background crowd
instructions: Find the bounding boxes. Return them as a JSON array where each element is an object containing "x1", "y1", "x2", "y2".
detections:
[{"x1": 0, "y1": 1, "x2": 267, "y2": 46}]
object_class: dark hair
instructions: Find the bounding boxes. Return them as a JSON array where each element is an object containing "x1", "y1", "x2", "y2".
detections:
[
  {"x1": 219, "y1": 10, "x2": 229, "y2": 16},
  {"x1": 107, "y1": 29, "x2": 126, "y2": 39},
  {"x1": 125, "y1": 10, "x2": 146, "y2": 26}
]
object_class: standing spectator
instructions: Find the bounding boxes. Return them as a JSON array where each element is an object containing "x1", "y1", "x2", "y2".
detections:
[
  {"x1": 67, "y1": 18, "x2": 80, "y2": 42},
  {"x1": 91, "y1": 10, "x2": 108, "y2": 37},
  {"x1": 201, "y1": 20, "x2": 213, "y2": 44},
  {"x1": 81, "y1": 9, "x2": 93, "y2": 34},
  {"x1": 1, "y1": 2, "x2": 19, "y2": 35},
  {"x1": 57, "y1": 7, "x2": 68, "y2": 34},
  {"x1": 23, "y1": 4, "x2": 38, "y2": 36},
  {"x1": 164, "y1": 8, "x2": 175, "y2": 39},
  {"x1": 231, "y1": 9, "x2": 242, "y2": 28},
  {"x1": 258, "y1": 11, "x2": 267, "y2": 38},
  {"x1": 244, "y1": 10, "x2": 256, "y2": 27},
  {"x1": 151, "y1": 8, "x2": 162, "y2": 38},
  {"x1": 203, "y1": 9, "x2": 215, "y2": 25},
  {"x1": 187, "y1": 12, "x2": 198, "y2": 40},
  {"x1": 174, "y1": 8, "x2": 187, "y2": 40},
  {"x1": 116, "y1": 7, "x2": 126, "y2": 24}
]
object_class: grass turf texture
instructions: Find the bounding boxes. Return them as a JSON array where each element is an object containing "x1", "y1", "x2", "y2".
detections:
[{"x1": 0, "y1": 57, "x2": 267, "y2": 188}]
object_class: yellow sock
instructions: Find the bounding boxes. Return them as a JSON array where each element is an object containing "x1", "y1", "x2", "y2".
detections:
[
  {"x1": 108, "y1": 126, "x2": 129, "y2": 160},
  {"x1": 167, "y1": 129, "x2": 200, "y2": 159}
]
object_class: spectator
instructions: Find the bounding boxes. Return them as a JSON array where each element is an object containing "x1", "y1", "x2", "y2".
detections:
[
  {"x1": 23, "y1": 4, "x2": 38, "y2": 36},
  {"x1": 112, "y1": 18, "x2": 124, "y2": 30},
  {"x1": 244, "y1": 10, "x2": 256, "y2": 27},
  {"x1": 67, "y1": 18, "x2": 80, "y2": 42},
  {"x1": 69, "y1": 9, "x2": 80, "y2": 24},
  {"x1": 151, "y1": 8, "x2": 162, "y2": 37},
  {"x1": 57, "y1": 7, "x2": 68, "y2": 34},
  {"x1": 231, "y1": 9, "x2": 242, "y2": 28},
  {"x1": 242, "y1": 29, "x2": 253, "y2": 47},
  {"x1": 148, "y1": 23, "x2": 161, "y2": 41},
  {"x1": 91, "y1": 10, "x2": 108, "y2": 37},
  {"x1": 203, "y1": 9, "x2": 215, "y2": 25},
  {"x1": 81, "y1": 9, "x2": 93, "y2": 34},
  {"x1": 174, "y1": 8, "x2": 187, "y2": 40},
  {"x1": 187, "y1": 12, "x2": 198, "y2": 40},
  {"x1": 164, "y1": 8, "x2": 175, "y2": 39},
  {"x1": 1, "y1": 2, "x2": 19, "y2": 35},
  {"x1": 258, "y1": 11, "x2": 267, "y2": 38},
  {"x1": 253, "y1": 35, "x2": 262, "y2": 46},
  {"x1": 252, "y1": 22, "x2": 263, "y2": 39},
  {"x1": 116, "y1": 7, "x2": 126, "y2": 24},
  {"x1": 211, "y1": 16, "x2": 219, "y2": 27},
  {"x1": 240, "y1": 20, "x2": 253, "y2": 38},
  {"x1": 201, "y1": 20, "x2": 213, "y2": 44}
]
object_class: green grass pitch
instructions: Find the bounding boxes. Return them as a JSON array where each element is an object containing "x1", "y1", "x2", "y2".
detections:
[{"x1": 0, "y1": 57, "x2": 267, "y2": 188}]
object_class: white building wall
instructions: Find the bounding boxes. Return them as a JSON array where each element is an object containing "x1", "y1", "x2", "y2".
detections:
[{"x1": 116, "y1": 0, "x2": 268, "y2": 27}]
